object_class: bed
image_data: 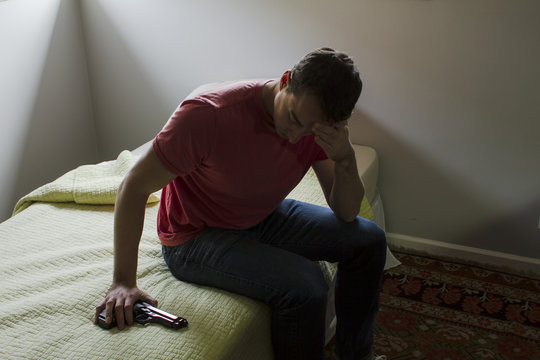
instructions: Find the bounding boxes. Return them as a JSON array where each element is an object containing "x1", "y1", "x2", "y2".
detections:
[{"x1": 0, "y1": 83, "x2": 399, "y2": 360}]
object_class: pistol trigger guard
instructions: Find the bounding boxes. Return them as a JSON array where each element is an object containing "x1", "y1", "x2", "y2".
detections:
[{"x1": 134, "y1": 313, "x2": 153, "y2": 325}]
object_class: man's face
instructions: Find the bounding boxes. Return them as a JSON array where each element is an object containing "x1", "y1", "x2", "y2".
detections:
[{"x1": 273, "y1": 89, "x2": 330, "y2": 144}]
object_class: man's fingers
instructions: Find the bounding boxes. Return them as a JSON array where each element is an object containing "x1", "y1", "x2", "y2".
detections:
[
  {"x1": 314, "y1": 135, "x2": 333, "y2": 153},
  {"x1": 94, "y1": 302, "x2": 105, "y2": 324},
  {"x1": 124, "y1": 300, "x2": 134, "y2": 326},
  {"x1": 94, "y1": 286, "x2": 158, "y2": 329},
  {"x1": 312, "y1": 123, "x2": 334, "y2": 136},
  {"x1": 313, "y1": 128, "x2": 333, "y2": 146},
  {"x1": 115, "y1": 301, "x2": 127, "y2": 330},
  {"x1": 105, "y1": 300, "x2": 115, "y2": 324},
  {"x1": 335, "y1": 120, "x2": 348, "y2": 129},
  {"x1": 144, "y1": 294, "x2": 158, "y2": 307},
  {"x1": 313, "y1": 121, "x2": 348, "y2": 134}
]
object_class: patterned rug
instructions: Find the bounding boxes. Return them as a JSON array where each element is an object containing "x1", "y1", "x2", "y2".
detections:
[{"x1": 326, "y1": 251, "x2": 540, "y2": 360}]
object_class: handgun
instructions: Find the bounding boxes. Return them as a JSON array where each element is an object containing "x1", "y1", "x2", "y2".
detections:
[{"x1": 97, "y1": 301, "x2": 188, "y2": 330}]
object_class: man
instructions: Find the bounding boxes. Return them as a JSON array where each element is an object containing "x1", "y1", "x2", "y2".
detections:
[{"x1": 95, "y1": 48, "x2": 387, "y2": 360}]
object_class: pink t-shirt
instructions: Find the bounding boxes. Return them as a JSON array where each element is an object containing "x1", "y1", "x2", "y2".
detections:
[{"x1": 152, "y1": 80, "x2": 328, "y2": 246}]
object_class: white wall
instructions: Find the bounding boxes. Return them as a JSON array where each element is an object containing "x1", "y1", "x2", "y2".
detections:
[
  {"x1": 80, "y1": 0, "x2": 540, "y2": 259},
  {"x1": 348, "y1": 0, "x2": 540, "y2": 258},
  {"x1": 0, "y1": 0, "x2": 99, "y2": 222},
  {"x1": 4, "y1": 0, "x2": 538, "y2": 259}
]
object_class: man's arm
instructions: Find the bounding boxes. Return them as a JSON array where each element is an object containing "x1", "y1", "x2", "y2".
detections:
[
  {"x1": 94, "y1": 145, "x2": 177, "y2": 330},
  {"x1": 312, "y1": 122, "x2": 364, "y2": 222}
]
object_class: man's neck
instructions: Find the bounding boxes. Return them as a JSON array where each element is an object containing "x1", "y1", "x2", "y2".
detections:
[{"x1": 262, "y1": 80, "x2": 278, "y2": 119}]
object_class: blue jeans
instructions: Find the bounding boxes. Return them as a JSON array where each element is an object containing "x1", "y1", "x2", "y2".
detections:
[{"x1": 162, "y1": 199, "x2": 386, "y2": 360}]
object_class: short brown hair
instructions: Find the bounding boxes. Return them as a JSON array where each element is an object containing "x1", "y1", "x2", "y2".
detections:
[{"x1": 288, "y1": 47, "x2": 362, "y2": 123}]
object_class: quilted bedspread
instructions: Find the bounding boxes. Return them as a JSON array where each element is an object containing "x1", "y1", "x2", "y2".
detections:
[
  {"x1": 1, "y1": 151, "x2": 275, "y2": 360},
  {"x1": 0, "y1": 150, "x2": 396, "y2": 360},
  {"x1": 0, "y1": 202, "x2": 273, "y2": 360}
]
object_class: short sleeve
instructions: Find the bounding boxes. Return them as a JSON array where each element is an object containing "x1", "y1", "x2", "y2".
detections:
[
  {"x1": 152, "y1": 100, "x2": 216, "y2": 176},
  {"x1": 314, "y1": 144, "x2": 328, "y2": 162}
]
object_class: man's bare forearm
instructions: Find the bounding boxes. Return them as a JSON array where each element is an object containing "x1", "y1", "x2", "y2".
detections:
[
  {"x1": 329, "y1": 155, "x2": 364, "y2": 222},
  {"x1": 112, "y1": 179, "x2": 150, "y2": 287}
]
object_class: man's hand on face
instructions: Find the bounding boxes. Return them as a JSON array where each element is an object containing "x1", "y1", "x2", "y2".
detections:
[{"x1": 312, "y1": 121, "x2": 355, "y2": 164}]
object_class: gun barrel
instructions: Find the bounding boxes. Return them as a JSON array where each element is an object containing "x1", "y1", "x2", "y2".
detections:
[{"x1": 138, "y1": 302, "x2": 188, "y2": 329}]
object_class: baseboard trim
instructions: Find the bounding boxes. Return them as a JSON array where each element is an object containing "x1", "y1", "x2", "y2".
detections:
[{"x1": 386, "y1": 232, "x2": 540, "y2": 279}]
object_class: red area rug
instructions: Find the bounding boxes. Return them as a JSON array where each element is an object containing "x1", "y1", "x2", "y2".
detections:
[{"x1": 326, "y1": 251, "x2": 540, "y2": 360}]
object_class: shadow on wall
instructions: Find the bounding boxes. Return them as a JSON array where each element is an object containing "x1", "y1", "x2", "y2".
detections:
[
  {"x1": 80, "y1": 0, "x2": 175, "y2": 160},
  {"x1": 459, "y1": 198, "x2": 540, "y2": 252},
  {"x1": 348, "y1": 108, "x2": 540, "y2": 258},
  {"x1": 10, "y1": 0, "x2": 98, "y2": 216}
]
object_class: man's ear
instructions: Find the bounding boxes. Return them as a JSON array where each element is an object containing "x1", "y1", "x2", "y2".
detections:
[{"x1": 280, "y1": 70, "x2": 291, "y2": 89}]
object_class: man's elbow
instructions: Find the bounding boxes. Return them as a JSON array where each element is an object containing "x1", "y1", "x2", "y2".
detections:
[
  {"x1": 332, "y1": 205, "x2": 360, "y2": 223},
  {"x1": 339, "y1": 213, "x2": 359, "y2": 223},
  {"x1": 328, "y1": 193, "x2": 362, "y2": 222}
]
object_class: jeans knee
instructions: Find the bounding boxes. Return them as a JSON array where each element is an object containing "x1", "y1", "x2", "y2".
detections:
[
  {"x1": 278, "y1": 262, "x2": 328, "y2": 311},
  {"x1": 363, "y1": 221, "x2": 387, "y2": 266},
  {"x1": 370, "y1": 222, "x2": 387, "y2": 255},
  {"x1": 340, "y1": 219, "x2": 387, "y2": 269}
]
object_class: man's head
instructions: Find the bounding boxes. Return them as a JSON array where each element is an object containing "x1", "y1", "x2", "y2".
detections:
[
  {"x1": 272, "y1": 48, "x2": 362, "y2": 143},
  {"x1": 288, "y1": 47, "x2": 362, "y2": 124}
]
